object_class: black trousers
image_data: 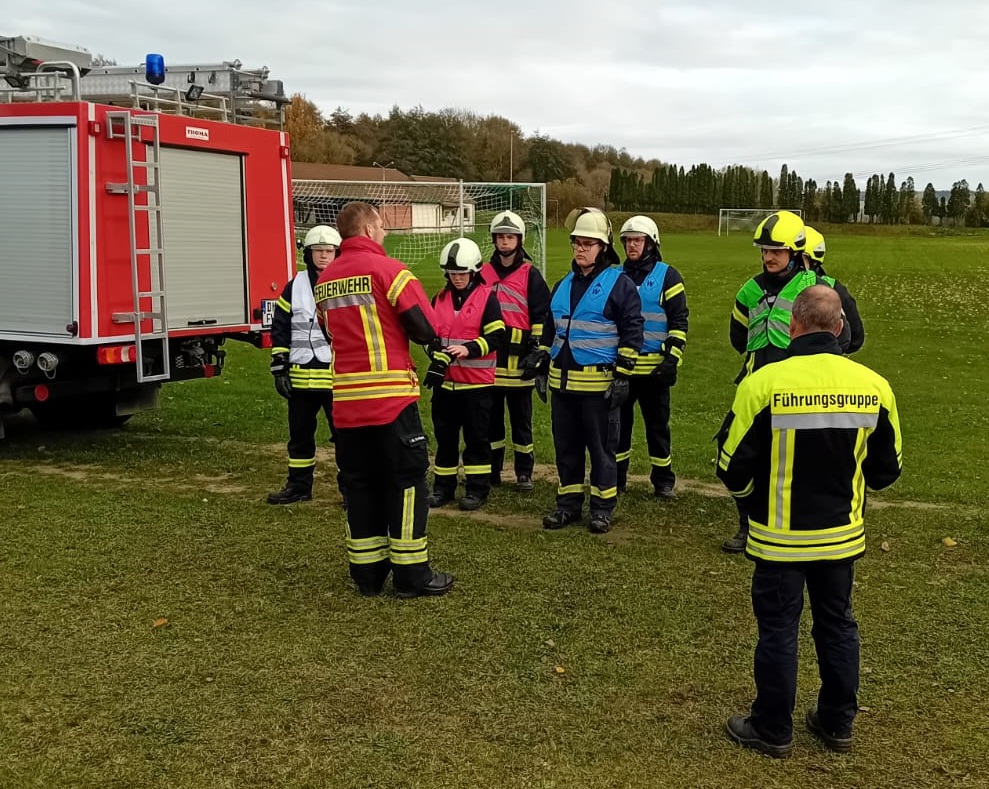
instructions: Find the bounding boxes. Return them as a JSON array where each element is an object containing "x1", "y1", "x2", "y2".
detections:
[
  {"x1": 431, "y1": 387, "x2": 493, "y2": 498},
  {"x1": 749, "y1": 560, "x2": 860, "y2": 744},
  {"x1": 285, "y1": 388, "x2": 334, "y2": 491},
  {"x1": 551, "y1": 390, "x2": 620, "y2": 516},
  {"x1": 489, "y1": 387, "x2": 535, "y2": 478},
  {"x1": 334, "y1": 403, "x2": 433, "y2": 592},
  {"x1": 616, "y1": 376, "x2": 674, "y2": 491}
]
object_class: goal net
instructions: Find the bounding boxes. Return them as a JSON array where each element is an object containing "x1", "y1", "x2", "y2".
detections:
[
  {"x1": 718, "y1": 208, "x2": 802, "y2": 237},
  {"x1": 292, "y1": 179, "x2": 547, "y2": 274}
]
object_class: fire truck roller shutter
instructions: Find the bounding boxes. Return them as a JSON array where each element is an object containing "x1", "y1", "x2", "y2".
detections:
[
  {"x1": 0, "y1": 126, "x2": 75, "y2": 336},
  {"x1": 155, "y1": 147, "x2": 248, "y2": 329}
]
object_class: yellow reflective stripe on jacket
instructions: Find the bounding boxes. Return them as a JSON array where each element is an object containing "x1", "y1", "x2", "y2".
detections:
[
  {"x1": 630, "y1": 351, "x2": 663, "y2": 374},
  {"x1": 664, "y1": 282, "x2": 685, "y2": 300},
  {"x1": 359, "y1": 303, "x2": 389, "y2": 371},
  {"x1": 747, "y1": 519, "x2": 866, "y2": 562},
  {"x1": 548, "y1": 366, "x2": 612, "y2": 393},
  {"x1": 289, "y1": 366, "x2": 334, "y2": 388},
  {"x1": 334, "y1": 386, "x2": 419, "y2": 401},
  {"x1": 386, "y1": 269, "x2": 415, "y2": 306}
]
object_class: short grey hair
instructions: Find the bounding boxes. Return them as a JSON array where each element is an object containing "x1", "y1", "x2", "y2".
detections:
[{"x1": 792, "y1": 284, "x2": 843, "y2": 334}]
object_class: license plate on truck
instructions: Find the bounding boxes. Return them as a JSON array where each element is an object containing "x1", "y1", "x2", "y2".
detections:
[{"x1": 260, "y1": 299, "x2": 276, "y2": 328}]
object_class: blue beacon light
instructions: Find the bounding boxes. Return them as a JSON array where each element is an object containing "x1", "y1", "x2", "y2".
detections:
[{"x1": 145, "y1": 53, "x2": 165, "y2": 85}]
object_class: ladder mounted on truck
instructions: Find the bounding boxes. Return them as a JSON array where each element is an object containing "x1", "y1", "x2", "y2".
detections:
[{"x1": 105, "y1": 111, "x2": 171, "y2": 384}]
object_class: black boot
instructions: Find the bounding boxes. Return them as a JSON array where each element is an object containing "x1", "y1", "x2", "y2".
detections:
[
  {"x1": 428, "y1": 489, "x2": 455, "y2": 508},
  {"x1": 267, "y1": 484, "x2": 312, "y2": 505},
  {"x1": 351, "y1": 560, "x2": 391, "y2": 597},
  {"x1": 459, "y1": 493, "x2": 487, "y2": 511},
  {"x1": 722, "y1": 522, "x2": 749, "y2": 553},
  {"x1": 395, "y1": 570, "x2": 454, "y2": 599}
]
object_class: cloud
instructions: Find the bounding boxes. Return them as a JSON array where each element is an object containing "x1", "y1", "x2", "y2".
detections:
[{"x1": 5, "y1": 0, "x2": 988, "y2": 187}]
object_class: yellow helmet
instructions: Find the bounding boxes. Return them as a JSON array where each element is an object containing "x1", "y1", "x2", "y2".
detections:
[
  {"x1": 803, "y1": 226, "x2": 826, "y2": 264},
  {"x1": 752, "y1": 210, "x2": 806, "y2": 252}
]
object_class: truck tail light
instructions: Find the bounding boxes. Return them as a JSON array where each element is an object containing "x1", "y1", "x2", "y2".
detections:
[{"x1": 97, "y1": 345, "x2": 137, "y2": 365}]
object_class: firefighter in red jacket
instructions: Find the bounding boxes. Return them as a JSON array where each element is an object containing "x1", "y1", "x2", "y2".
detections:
[
  {"x1": 267, "y1": 225, "x2": 340, "y2": 505},
  {"x1": 424, "y1": 238, "x2": 506, "y2": 511},
  {"x1": 479, "y1": 211, "x2": 551, "y2": 491},
  {"x1": 314, "y1": 202, "x2": 453, "y2": 599}
]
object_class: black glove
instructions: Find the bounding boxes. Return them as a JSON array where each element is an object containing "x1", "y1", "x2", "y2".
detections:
[
  {"x1": 651, "y1": 356, "x2": 679, "y2": 387},
  {"x1": 534, "y1": 373, "x2": 548, "y2": 403},
  {"x1": 423, "y1": 357, "x2": 449, "y2": 391},
  {"x1": 604, "y1": 374, "x2": 630, "y2": 410},
  {"x1": 519, "y1": 349, "x2": 550, "y2": 381},
  {"x1": 270, "y1": 353, "x2": 292, "y2": 399}
]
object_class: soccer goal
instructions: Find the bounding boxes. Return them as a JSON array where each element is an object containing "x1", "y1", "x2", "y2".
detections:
[
  {"x1": 718, "y1": 208, "x2": 802, "y2": 237},
  {"x1": 292, "y1": 179, "x2": 547, "y2": 274}
]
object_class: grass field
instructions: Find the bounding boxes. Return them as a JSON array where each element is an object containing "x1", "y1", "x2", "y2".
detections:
[{"x1": 1, "y1": 223, "x2": 987, "y2": 788}]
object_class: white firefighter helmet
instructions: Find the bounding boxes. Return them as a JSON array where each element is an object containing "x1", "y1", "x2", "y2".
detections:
[
  {"x1": 303, "y1": 225, "x2": 342, "y2": 249},
  {"x1": 490, "y1": 210, "x2": 526, "y2": 241},
  {"x1": 567, "y1": 207, "x2": 613, "y2": 245},
  {"x1": 439, "y1": 238, "x2": 483, "y2": 273},
  {"x1": 620, "y1": 215, "x2": 661, "y2": 248}
]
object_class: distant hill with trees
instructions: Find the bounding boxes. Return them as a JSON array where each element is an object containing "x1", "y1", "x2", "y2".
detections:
[{"x1": 286, "y1": 95, "x2": 989, "y2": 227}]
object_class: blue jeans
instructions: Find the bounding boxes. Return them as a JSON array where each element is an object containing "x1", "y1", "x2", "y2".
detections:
[{"x1": 749, "y1": 560, "x2": 859, "y2": 743}]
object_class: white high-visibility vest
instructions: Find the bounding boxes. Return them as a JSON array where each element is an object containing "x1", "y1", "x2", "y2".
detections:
[{"x1": 289, "y1": 272, "x2": 333, "y2": 365}]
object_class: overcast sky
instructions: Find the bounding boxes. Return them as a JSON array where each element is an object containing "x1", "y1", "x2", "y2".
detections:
[{"x1": 6, "y1": 0, "x2": 988, "y2": 189}]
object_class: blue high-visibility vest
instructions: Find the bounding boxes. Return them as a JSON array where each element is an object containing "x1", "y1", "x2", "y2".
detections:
[
  {"x1": 637, "y1": 262, "x2": 669, "y2": 354},
  {"x1": 550, "y1": 267, "x2": 622, "y2": 366}
]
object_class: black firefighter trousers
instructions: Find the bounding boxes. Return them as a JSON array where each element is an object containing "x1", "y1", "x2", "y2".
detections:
[
  {"x1": 551, "y1": 390, "x2": 620, "y2": 517},
  {"x1": 431, "y1": 386, "x2": 493, "y2": 498},
  {"x1": 749, "y1": 559, "x2": 860, "y2": 744},
  {"x1": 489, "y1": 386, "x2": 535, "y2": 479},
  {"x1": 334, "y1": 403, "x2": 433, "y2": 594},
  {"x1": 285, "y1": 388, "x2": 335, "y2": 493},
  {"x1": 616, "y1": 376, "x2": 675, "y2": 492}
]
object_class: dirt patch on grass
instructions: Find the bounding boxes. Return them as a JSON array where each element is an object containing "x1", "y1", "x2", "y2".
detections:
[
  {"x1": 16, "y1": 463, "x2": 250, "y2": 495},
  {"x1": 11, "y1": 452, "x2": 963, "y2": 516},
  {"x1": 529, "y1": 462, "x2": 955, "y2": 512},
  {"x1": 429, "y1": 507, "x2": 541, "y2": 531}
]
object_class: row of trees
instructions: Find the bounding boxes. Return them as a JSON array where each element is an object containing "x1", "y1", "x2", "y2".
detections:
[
  {"x1": 609, "y1": 162, "x2": 989, "y2": 226},
  {"x1": 286, "y1": 95, "x2": 989, "y2": 226}
]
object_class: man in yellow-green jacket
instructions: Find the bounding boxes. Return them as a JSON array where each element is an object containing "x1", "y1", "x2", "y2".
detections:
[{"x1": 717, "y1": 285, "x2": 901, "y2": 759}]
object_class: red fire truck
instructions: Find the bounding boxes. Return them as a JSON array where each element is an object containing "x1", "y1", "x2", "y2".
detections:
[{"x1": 0, "y1": 35, "x2": 295, "y2": 436}]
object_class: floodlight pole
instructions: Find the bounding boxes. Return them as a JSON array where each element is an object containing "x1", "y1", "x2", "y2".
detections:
[{"x1": 372, "y1": 160, "x2": 394, "y2": 181}]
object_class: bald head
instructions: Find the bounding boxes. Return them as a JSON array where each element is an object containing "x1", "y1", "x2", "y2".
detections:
[{"x1": 790, "y1": 285, "x2": 844, "y2": 339}]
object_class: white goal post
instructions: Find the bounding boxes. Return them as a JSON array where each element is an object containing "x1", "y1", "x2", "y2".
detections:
[
  {"x1": 292, "y1": 179, "x2": 547, "y2": 274},
  {"x1": 718, "y1": 207, "x2": 802, "y2": 237}
]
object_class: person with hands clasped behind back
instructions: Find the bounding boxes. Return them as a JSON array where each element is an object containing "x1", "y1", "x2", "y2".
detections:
[
  {"x1": 424, "y1": 238, "x2": 506, "y2": 512},
  {"x1": 267, "y1": 225, "x2": 342, "y2": 506}
]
